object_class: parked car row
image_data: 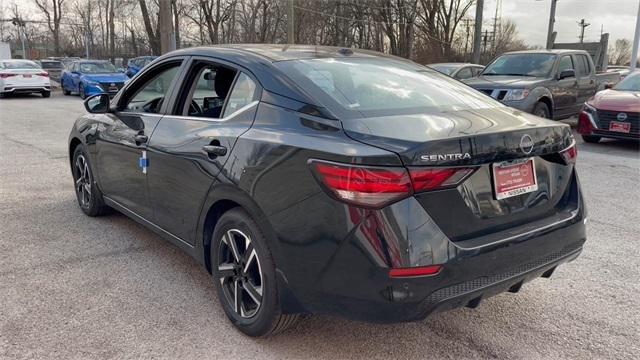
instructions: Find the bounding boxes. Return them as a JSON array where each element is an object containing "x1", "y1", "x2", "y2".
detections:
[{"x1": 61, "y1": 60, "x2": 129, "y2": 99}]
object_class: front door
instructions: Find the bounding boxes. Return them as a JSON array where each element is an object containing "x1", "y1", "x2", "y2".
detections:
[
  {"x1": 95, "y1": 60, "x2": 184, "y2": 219},
  {"x1": 146, "y1": 58, "x2": 260, "y2": 244}
]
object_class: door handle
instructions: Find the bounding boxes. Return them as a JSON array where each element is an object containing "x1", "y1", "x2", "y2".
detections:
[
  {"x1": 203, "y1": 145, "x2": 227, "y2": 157},
  {"x1": 134, "y1": 134, "x2": 148, "y2": 144}
]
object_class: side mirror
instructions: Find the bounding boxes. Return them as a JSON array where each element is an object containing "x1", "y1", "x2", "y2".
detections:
[
  {"x1": 84, "y1": 93, "x2": 110, "y2": 114},
  {"x1": 558, "y1": 69, "x2": 575, "y2": 80},
  {"x1": 604, "y1": 83, "x2": 613, "y2": 89}
]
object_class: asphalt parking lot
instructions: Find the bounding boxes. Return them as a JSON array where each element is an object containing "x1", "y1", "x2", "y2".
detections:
[{"x1": 1, "y1": 91, "x2": 639, "y2": 359}]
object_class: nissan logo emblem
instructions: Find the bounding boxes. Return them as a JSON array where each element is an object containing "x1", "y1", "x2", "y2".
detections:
[
  {"x1": 617, "y1": 112, "x2": 628, "y2": 121},
  {"x1": 520, "y1": 134, "x2": 534, "y2": 155}
]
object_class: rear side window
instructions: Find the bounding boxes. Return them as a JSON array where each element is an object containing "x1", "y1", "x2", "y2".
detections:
[
  {"x1": 576, "y1": 55, "x2": 591, "y2": 76},
  {"x1": 275, "y1": 58, "x2": 500, "y2": 117},
  {"x1": 223, "y1": 73, "x2": 257, "y2": 117}
]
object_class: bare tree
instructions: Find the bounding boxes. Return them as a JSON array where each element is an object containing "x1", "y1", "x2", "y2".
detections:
[
  {"x1": 139, "y1": 0, "x2": 160, "y2": 54},
  {"x1": 609, "y1": 39, "x2": 632, "y2": 65},
  {"x1": 33, "y1": 0, "x2": 66, "y2": 56}
]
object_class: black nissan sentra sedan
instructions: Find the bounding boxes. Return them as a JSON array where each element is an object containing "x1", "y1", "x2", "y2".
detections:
[{"x1": 68, "y1": 45, "x2": 586, "y2": 337}]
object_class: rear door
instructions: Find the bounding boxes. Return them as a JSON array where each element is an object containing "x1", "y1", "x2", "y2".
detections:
[
  {"x1": 145, "y1": 57, "x2": 260, "y2": 244},
  {"x1": 575, "y1": 54, "x2": 597, "y2": 105},
  {"x1": 94, "y1": 58, "x2": 185, "y2": 219},
  {"x1": 553, "y1": 55, "x2": 578, "y2": 118}
]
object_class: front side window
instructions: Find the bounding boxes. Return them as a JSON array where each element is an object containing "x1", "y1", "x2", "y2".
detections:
[
  {"x1": 223, "y1": 73, "x2": 257, "y2": 117},
  {"x1": 123, "y1": 63, "x2": 181, "y2": 113},
  {"x1": 276, "y1": 58, "x2": 500, "y2": 117},
  {"x1": 180, "y1": 63, "x2": 238, "y2": 119},
  {"x1": 558, "y1": 55, "x2": 574, "y2": 74},
  {"x1": 455, "y1": 67, "x2": 473, "y2": 80}
]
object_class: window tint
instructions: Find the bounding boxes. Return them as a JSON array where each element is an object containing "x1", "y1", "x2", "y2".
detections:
[
  {"x1": 558, "y1": 55, "x2": 574, "y2": 74},
  {"x1": 576, "y1": 55, "x2": 591, "y2": 76},
  {"x1": 181, "y1": 63, "x2": 237, "y2": 118},
  {"x1": 123, "y1": 63, "x2": 181, "y2": 113},
  {"x1": 223, "y1": 73, "x2": 257, "y2": 117},
  {"x1": 455, "y1": 67, "x2": 473, "y2": 80},
  {"x1": 276, "y1": 58, "x2": 501, "y2": 117}
]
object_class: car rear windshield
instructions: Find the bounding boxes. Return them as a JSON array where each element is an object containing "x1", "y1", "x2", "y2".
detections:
[
  {"x1": 79, "y1": 62, "x2": 117, "y2": 74},
  {"x1": 41, "y1": 61, "x2": 63, "y2": 69},
  {"x1": 1, "y1": 60, "x2": 39, "y2": 69},
  {"x1": 482, "y1": 54, "x2": 556, "y2": 77},
  {"x1": 275, "y1": 58, "x2": 500, "y2": 118},
  {"x1": 613, "y1": 72, "x2": 640, "y2": 91}
]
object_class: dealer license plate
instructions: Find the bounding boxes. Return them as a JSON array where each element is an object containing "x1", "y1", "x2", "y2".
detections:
[
  {"x1": 609, "y1": 121, "x2": 631, "y2": 133},
  {"x1": 492, "y1": 158, "x2": 538, "y2": 200}
]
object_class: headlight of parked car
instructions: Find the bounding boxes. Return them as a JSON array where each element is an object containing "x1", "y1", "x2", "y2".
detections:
[
  {"x1": 503, "y1": 89, "x2": 530, "y2": 101},
  {"x1": 84, "y1": 79, "x2": 102, "y2": 88},
  {"x1": 582, "y1": 102, "x2": 597, "y2": 114}
]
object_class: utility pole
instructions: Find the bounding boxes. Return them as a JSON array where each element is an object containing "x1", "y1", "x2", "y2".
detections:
[
  {"x1": 11, "y1": 17, "x2": 26, "y2": 59},
  {"x1": 472, "y1": 0, "x2": 484, "y2": 64},
  {"x1": 287, "y1": 0, "x2": 295, "y2": 44},
  {"x1": 159, "y1": 0, "x2": 175, "y2": 54},
  {"x1": 578, "y1": 18, "x2": 590, "y2": 44},
  {"x1": 631, "y1": 1, "x2": 640, "y2": 72},
  {"x1": 463, "y1": 18, "x2": 471, "y2": 60},
  {"x1": 546, "y1": 0, "x2": 557, "y2": 49}
]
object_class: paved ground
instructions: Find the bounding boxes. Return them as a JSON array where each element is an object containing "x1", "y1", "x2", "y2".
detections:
[{"x1": 1, "y1": 91, "x2": 639, "y2": 359}]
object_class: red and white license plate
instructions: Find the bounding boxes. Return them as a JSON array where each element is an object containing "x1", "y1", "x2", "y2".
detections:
[
  {"x1": 492, "y1": 158, "x2": 538, "y2": 200},
  {"x1": 609, "y1": 121, "x2": 631, "y2": 133}
]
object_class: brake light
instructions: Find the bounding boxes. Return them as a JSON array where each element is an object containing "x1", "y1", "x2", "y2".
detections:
[
  {"x1": 310, "y1": 160, "x2": 475, "y2": 209},
  {"x1": 560, "y1": 144, "x2": 577, "y2": 165},
  {"x1": 389, "y1": 265, "x2": 442, "y2": 278},
  {"x1": 0, "y1": 73, "x2": 17, "y2": 78},
  {"x1": 409, "y1": 168, "x2": 475, "y2": 192},
  {"x1": 36, "y1": 72, "x2": 49, "y2": 77}
]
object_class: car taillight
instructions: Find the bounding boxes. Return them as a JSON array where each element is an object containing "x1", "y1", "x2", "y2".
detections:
[
  {"x1": 36, "y1": 72, "x2": 49, "y2": 77},
  {"x1": 389, "y1": 264, "x2": 442, "y2": 278},
  {"x1": 560, "y1": 144, "x2": 577, "y2": 165},
  {"x1": 309, "y1": 160, "x2": 475, "y2": 209},
  {"x1": 409, "y1": 167, "x2": 475, "y2": 192},
  {"x1": 0, "y1": 73, "x2": 16, "y2": 78}
]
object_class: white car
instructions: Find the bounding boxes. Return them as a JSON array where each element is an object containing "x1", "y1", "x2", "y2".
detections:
[{"x1": 0, "y1": 59, "x2": 51, "y2": 98}]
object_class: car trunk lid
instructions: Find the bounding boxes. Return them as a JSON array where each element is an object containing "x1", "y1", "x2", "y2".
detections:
[{"x1": 342, "y1": 106, "x2": 578, "y2": 241}]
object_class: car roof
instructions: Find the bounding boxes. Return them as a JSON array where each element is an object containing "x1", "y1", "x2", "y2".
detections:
[{"x1": 165, "y1": 44, "x2": 409, "y2": 63}]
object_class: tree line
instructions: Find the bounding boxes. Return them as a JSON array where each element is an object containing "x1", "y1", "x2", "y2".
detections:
[{"x1": 0, "y1": 0, "x2": 530, "y2": 64}]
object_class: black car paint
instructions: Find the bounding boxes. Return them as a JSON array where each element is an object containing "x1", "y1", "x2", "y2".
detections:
[{"x1": 69, "y1": 45, "x2": 586, "y2": 323}]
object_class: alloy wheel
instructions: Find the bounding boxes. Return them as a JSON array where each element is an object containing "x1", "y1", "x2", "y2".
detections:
[
  {"x1": 217, "y1": 229, "x2": 263, "y2": 318},
  {"x1": 74, "y1": 154, "x2": 92, "y2": 208}
]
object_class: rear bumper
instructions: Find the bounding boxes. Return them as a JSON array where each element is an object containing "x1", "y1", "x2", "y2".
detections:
[
  {"x1": 1, "y1": 85, "x2": 51, "y2": 93},
  {"x1": 273, "y1": 172, "x2": 586, "y2": 323}
]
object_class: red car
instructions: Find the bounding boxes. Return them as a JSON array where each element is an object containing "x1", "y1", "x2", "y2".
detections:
[{"x1": 578, "y1": 71, "x2": 640, "y2": 143}]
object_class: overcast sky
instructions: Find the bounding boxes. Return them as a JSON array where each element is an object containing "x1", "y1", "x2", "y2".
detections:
[{"x1": 484, "y1": 0, "x2": 639, "y2": 46}]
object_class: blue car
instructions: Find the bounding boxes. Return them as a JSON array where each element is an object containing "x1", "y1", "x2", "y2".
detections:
[
  {"x1": 125, "y1": 56, "x2": 157, "y2": 78},
  {"x1": 61, "y1": 60, "x2": 129, "y2": 99}
]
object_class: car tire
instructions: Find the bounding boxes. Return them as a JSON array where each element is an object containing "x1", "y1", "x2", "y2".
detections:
[
  {"x1": 79, "y1": 83, "x2": 86, "y2": 99},
  {"x1": 63, "y1": 87, "x2": 70, "y2": 95},
  {"x1": 0, "y1": 92, "x2": 5, "y2": 98},
  {"x1": 581, "y1": 134, "x2": 601, "y2": 143},
  {"x1": 42, "y1": 91, "x2": 51, "y2": 98},
  {"x1": 71, "y1": 145, "x2": 109, "y2": 217},
  {"x1": 211, "y1": 208, "x2": 299, "y2": 337},
  {"x1": 533, "y1": 102, "x2": 550, "y2": 119}
]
